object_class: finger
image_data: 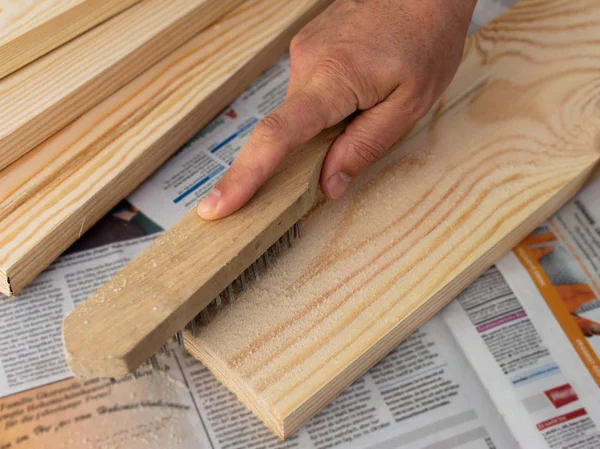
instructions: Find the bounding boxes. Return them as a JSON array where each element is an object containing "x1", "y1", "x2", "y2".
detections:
[
  {"x1": 574, "y1": 315, "x2": 600, "y2": 336},
  {"x1": 198, "y1": 82, "x2": 356, "y2": 220},
  {"x1": 320, "y1": 89, "x2": 421, "y2": 199}
]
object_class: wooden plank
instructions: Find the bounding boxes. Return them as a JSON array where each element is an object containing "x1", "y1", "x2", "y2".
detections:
[
  {"x1": 0, "y1": 0, "x2": 334, "y2": 296},
  {"x1": 0, "y1": 0, "x2": 244, "y2": 172},
  {"x1": 0, "y1": 0, "x2": 141, "y2": 79},
  {"x1": 182, "y1": 0, "x2": 600, "y2": 438},
  {"x1": 63, "y1": 124, "x2": 343, "y2": 378}
]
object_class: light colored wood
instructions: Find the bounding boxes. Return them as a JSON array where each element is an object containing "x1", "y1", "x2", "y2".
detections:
[
  {"x1": 0, "y1": 0, "x2": 141, "y2": 79},
  {"x1": 64, "y1": 124, "x2": 342, "y2": 378},
  {"x1": 179, "y1": 0, "x2": 600, "y2": 438},
  {"x1": 0, "y1": 0, "x2": 334, "y2": 296},
  {"x1": 0, "y1": 0, "x2": 244, "y2": 172}
]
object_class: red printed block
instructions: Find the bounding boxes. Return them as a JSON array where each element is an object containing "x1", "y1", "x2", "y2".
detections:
[
  {"x1": 544, "y1": 384, "x2": 579, "y2": 409},
  {"x1": 537, "y1": 408, "x2": 587, "y2": 431}
]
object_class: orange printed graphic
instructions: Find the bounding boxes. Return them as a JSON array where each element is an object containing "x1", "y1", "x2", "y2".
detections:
[{"x1": 515, "y1": 243, "x2": 600, "y2": 386}]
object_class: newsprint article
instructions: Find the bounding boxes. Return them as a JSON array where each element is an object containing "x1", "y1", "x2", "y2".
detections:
[{"x1": 3, "y1": 1, "x2": 600, "y2": 448}]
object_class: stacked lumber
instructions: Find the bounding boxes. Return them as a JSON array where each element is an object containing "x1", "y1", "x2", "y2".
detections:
[
  {"x1": 180, "y1": 0, "x2": 600, "y2": 438},
  {"x1": 0, "y1": 0, "x2": 245, "y2": 170},
  {"x1": 0, "y1": 0, "x2": 141, "y2": 78},
  {"x1": 0, "y1": 0, "x2": 332, "y2": 295}
]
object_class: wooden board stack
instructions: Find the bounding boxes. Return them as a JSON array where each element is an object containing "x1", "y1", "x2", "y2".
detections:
[
  {"x1": 0, "y1": 0, "x2": 332, "y2": 295},
  {"x1": 181, "y1": 0, "x2": 600, "y2": 438},
  {"x1": 0, "y1": 0, "x2": 141, "y2": 78},
  {"x1": 0, "y1": 0, "x2": 245, "y2": 171}
]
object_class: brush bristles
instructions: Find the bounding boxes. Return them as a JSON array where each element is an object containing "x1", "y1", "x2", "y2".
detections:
[{"x1": 135, "y1": 223, "x2": 302, "y2": 374}]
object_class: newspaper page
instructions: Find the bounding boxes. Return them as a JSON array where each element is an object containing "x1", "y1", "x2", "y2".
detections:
[
  {"x1": 1, "y1": 1, "x2": 568, "y2": 448},
  {"x1": 0, "y1": 50, "x2": 516, "y2": 449},
  {"x1": 443, "y1": 180, "x2": 600, "y2": 449}
]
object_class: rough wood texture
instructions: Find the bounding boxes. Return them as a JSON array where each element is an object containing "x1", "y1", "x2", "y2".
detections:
[
  {"x1": 0, "y1": 0, "x2": 244, "y2": 171},
  {"x1": 0, "y1": 0, "x2": 333, "y2": 297},
  {"x1": 182, "y1": 0, "x2": 600, "y2": 438},
  {"x1": 64, "y1": 125, "x2": 341, "y2": 378},
  {"x1": 0, "y1": 0, "x2": 141, "y2": 79}
]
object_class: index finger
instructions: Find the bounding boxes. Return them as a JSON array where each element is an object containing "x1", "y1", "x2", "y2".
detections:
[{"x1": 197, "y1": 83, "x2": 354, "y2": 220}]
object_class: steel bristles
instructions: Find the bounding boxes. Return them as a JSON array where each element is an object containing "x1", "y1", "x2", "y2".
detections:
[
  {"x1": 200, "y1": 308, "x2": 210, "y2": 325},
  {"x1": 186, "y1": 317, "x2": 198, "y2": 338},
  {"x1": 262, "y1": 252, "x2": 270, "y2": 269},
  {"x1": 178, "y1": 222, "x2": 301, "y2": 343},
  {"x1": 103, "y1": 223, "x2": 306, "y2": 378},
  {"x1": 150, "y1": 354, "x2": 160, "y2": 370},
  {"x1": 176, "y1": 331, "x2": 184, "y2": 346},
  {"x1": 275, "y1": 239, "x2": 281, "y2": 256}
]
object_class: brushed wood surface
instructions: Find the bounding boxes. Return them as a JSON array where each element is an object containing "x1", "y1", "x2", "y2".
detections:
[
  {"x1": 0, "y1": 0, "x2": 333, "y2": 297},
  {"x1": 64, "y1": 124, "x2": 341, "y2": 378},
  {"x1": 0, "y1": 0, "x2": 141, "y2": 78},
  {"x1": 0, "y1": 0, "x2": 244, "y2": 171},
  {"x1": 181, "y1": 0, "x2": 600, "y2": 438}
]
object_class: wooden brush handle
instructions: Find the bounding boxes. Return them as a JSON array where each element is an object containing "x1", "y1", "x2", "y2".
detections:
[{"x1": 63, "y1": 124, "x2": 345, "y2": 378}]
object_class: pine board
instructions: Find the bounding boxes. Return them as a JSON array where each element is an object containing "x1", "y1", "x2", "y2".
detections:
[
  {"x1": 0, "y1": 0, "x2": 244, "y2": 171},
  {"x1": 0, "y1": 0, "x2": 333, "y2": 296},
  {"x1": 63, "y1": 125, "x2": 343, "y2": 379},
  {"x1": 0, "y1": 0, "x2": 141, "y2": 79},
  {"x1": 184, "y1": 0, "x2": 600, "y2": 438}
]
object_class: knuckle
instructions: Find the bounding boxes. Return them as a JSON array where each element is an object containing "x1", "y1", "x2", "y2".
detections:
[
  {"x1": 289, "y1": 30, "x2": 313, "y2": 62},
  {"x1": 315, "y1": 48, "x2": 356, "y2": 81},
  {"x1": 411, "y1": 87, "x2": 438, "y2": 119},
  {"x1": 347, "y1": 137, "x2": 387, "y2": 167},
  {"x1": 253, "y1": 114, "x2": 286, "y2": 143},
  {"x1": 229, "y1": 159, "x2": 265, "y2": 191},
  {"x1": 289, "y1": 33, "x2": 305, "y2": 54}
]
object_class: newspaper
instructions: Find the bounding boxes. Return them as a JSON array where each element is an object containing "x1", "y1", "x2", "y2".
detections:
[{"x1": 4, "y1": 1, "x2": 599, "y2": 447}]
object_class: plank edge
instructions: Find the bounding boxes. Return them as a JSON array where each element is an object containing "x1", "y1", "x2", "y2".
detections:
[{"x1": 186, "y1": 159, "x2": 599, "y2": 438}]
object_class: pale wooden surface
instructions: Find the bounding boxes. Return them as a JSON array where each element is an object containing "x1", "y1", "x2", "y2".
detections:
[
  {"x1": 64, "y1": 124, "x2": 341, "y2": 378},
  {"x1": 0, "y1": 0, "x2": 141, "y2": 78},
  {"x1": 182, "y1": 0, "x2": 600, "y2": 438},
  {"x1": 0, "y1": 0, "x2": 333, "y2": 297},
  {"x1": 0, "y1": 0, "x2": 243, "y2": 171}
]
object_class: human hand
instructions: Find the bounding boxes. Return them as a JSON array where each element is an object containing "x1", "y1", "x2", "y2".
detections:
[
  {"x1": 198, "y1": 0, "x2": 476, "y2": 220},
  {"x1": 573, "y1": 315, "x2": 600, "y2": 337}
]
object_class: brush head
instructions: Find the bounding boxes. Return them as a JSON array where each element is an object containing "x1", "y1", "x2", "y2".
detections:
[
  {"x1": 141, "y1": 223, "x2": 302, "y2": 372},
  {"x1": 63, "y1": 126, "x2": 342, "y2": 379}
]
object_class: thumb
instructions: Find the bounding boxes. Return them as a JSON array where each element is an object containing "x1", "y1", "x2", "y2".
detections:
[
  {"x1": 197, "y1": 84, "x2": 355, "y2": 220},
  {"x1": 320, "y1": 89, "x2": 421, "y2": 199}
]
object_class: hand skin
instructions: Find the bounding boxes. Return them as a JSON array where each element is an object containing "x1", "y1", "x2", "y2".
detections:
[{"x1": 198, "y1": 0, "x2": 477, "y2": 220}]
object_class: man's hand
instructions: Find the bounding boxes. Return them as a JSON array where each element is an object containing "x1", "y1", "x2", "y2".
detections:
[{"x1": 198, "y1": 0, "x2": 476, "y2": 219}]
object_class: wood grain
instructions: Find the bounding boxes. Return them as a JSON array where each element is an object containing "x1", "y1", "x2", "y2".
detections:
[
  {"x1": 0, "y1": 0, "x2": 244, "y2": 171},
  {"x1": 64, "y1": 124, "x2": 342, "y2": 378},
  {"x1": 181, "y1": 0, "x2": 600, "y2": 438},
  {"x1": 0, "y1": 0, "x2": 334, "y2": 296},
  {"x1": 0, "y1": 0, "x2": 141, "y2": 79}
]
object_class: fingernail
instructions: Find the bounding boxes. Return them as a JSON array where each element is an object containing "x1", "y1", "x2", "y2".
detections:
[
  {"x1": 590, "y1": 323, "x2": 600, "y2": 335},
  {"x1": 197, "y1": 188, "x2": 222, "y2": 215},
  {"x1": 324, "y1": 172, "x2": 352, "y2": 199}
]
